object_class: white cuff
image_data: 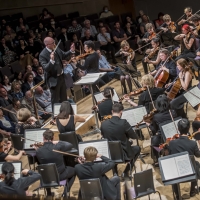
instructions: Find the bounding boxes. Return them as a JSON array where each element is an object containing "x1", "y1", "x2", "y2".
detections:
[
  {"x1": 50, "y1": 59, "x2": 55, "y2": 64},
  {"x1": 70, "y1": 50, "x2": 75, "y2": 54}
]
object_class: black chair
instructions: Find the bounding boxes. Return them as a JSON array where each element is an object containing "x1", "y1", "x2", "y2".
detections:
[
  {"x1": 26, "y1": 15, "x2": 38, "y2": 23},
  {"x1": 106, "y1": 15, "x2": 120, "y2": 24},
  {"x1": 108, "y1": 141, "x2": 135, "y2": 179},
  {"x1": 80, "y1": 178, "x2": 104, "y2": 200},
  {"x1": 59, "y1": 19, "x2": 71, "y2": 28},
  {"x1": 54, "y1": 14, "x2": 67, "y2": 22},
  {"x1": 27, "y1": 20, "x2": 40, "y2": 31},
  {"x1": 59, "y1": 131, "x2": 79, "y2": 154},
  {"x1": 11, "y1": 13, "x2": 23, "y2": 21},
  {"x1": 125, "y1": 169, "x2": 161, "y2": 200},
  {"x1": 0, "y1": 15, "x2": 11, "y2": 22},
  {"x1": 75, "y1": 16, "x2": 86, "y2": 24},
  {"x1": 85, "y1": 13, "x2": 99, "y2": 21},
  {"x1": 35, "y1": 163, "x2": 68, "y2": 197},
  {"x1": 68, "y1": 11, "x2": 80, "y2": 19},
  {"x1": 10, "y1": 61, "x2": 24, "y2": 74}
]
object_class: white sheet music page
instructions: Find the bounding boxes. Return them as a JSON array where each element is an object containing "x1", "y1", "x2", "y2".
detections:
[
  {"x1": 184, "y1": 86, "x2": 200, "y2": 107},
  {"x1": 94, "y1": 89, "x2": 119, "y2": 103},
  {"x1": 161, "y1": 119, "x2": 181, "y2": 139},
  {"x1": 54, "y1": 103, "x2": 77, "y2": 116},
  {"x1": 24, "y1": 129, "x2": 45, "y2": 149},
  {"x1": 175, "y1": 154, "x2": 193, "y2": 177},
  {"x1": 78, "y1": 140, "x2": 109, "y2": 161}
]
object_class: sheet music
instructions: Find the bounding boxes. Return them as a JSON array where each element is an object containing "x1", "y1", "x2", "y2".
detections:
[
  {"x1": 0, "y1": 162, "x2": 21, "y2": 182},
  {"x1": 78, "y1": 140, "x2": 109, "y2": 160},
  {"x1": 54, "y1": 103, "x2": 77, "y2": 115},
  {"x1": 184, "y1": 86, "x2": 200, "y2": 107},
  {"x1": 94, "y1": 89, "x2": 119, "y2": 103},
  {"x1": 161, "y1": 119, "x2": 181, "y2": 139},
  {"x1": 121, "y1": 107, "x2": 147, "y2": 126},
  {"x1": 24, "y1": 129, "x2": 46, "y2": 149},
  {"x1": 160, "y1": 154, "x2": 193, "y2": 180}
]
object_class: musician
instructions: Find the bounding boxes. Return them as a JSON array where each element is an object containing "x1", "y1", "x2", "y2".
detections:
[
  {"x1": 124, "y1": 74, "x2": 164, "y2": 114},
  {"x1": 190, "y1": 14, "x2": 200, "y2": 38},
  {"x1": 39, "y1": 37, "x2": 75, "y2": 109},
  {"x1": 101, "y1": 103, "x2": 140, "y2": 177},
  {"x1": 170, "y1": 58, "x2": 193, "y2": 117},
  {"x1": 115, "y1": 40, "x2": 139, "y2": 77},
  {"x1": 150, "y1": 49, "x2": 177, "y2": 82},
  {"x1": 0, "y1": 162, "x2": 41, "y2": 197},
  {"x1": 159, "y1": 14, "x2": 177, "y2": 33},
  {"x1": 178, "y1": 7, "x2": 193, "y2": 26},
  {"x1": 75, "y1": 146, "x2": 121, "y2": 200},
  {"x1": 93, "y1": 87, "x2": 117, "y2": 120},
  {"x1": 142, "y1": 37, "x2": 161, "y2": 74},
  {"x1": 169, "y1": 118, "x2": 200, "y2": 198},
  {"x1": 174, "y1": 24, "x2": 196, "y2": 60},
  {"x1": 0, "y1": 133, "x2": 25, "y2": 162},
  {"x1": 8, "y1": 98, "x2": 21, "y2": 123},
  {"x1": 148, "y1": 95, "x2": 176, "y2": 163},
  {"x1": 36, "y1": 130, "x2": 75, "y2": 197},
  {"x1": 15, "y1": 108, "x2": 42, "y2": 135},
  {"x1": 192, "y1": 105, "x2": 200, "y2": 143}
]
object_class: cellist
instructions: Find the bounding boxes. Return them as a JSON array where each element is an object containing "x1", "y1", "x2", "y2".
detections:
[{"x1": 150, "y1": 49, "x2": 177, "y2": 84}]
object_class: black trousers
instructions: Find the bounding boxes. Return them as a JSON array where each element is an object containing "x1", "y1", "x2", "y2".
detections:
[
  {"x1": 50, "y1": 74, "x2": 67, "y2": 111},
  {"x1": 110, "y1": 176, "x2": 121, "y2": 200},
  {"x1": 192, "y1": 121, "x2": 200, "y2": 140},
  {"x1": 46, "y1": 166, "x2": 76, "y2": 195}
]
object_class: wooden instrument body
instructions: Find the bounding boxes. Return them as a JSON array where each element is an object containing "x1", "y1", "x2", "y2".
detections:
[
  {"x1": 166, "y1": 78, "x2": 182, "y2": 100},
  {"x1": 154, "y1": 70, "x2": 169, "y2": 88}
]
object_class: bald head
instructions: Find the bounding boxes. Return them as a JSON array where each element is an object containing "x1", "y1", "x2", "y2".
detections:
[
  {"x1": 25, "y1": 90, "x2": 33, "y2": 99},
  {"x1": 35, "y1": 86, "x2": 43, "y2": 94},
  {"x1": 44, "y1": 37, "x2": 55, "y2": 50}
]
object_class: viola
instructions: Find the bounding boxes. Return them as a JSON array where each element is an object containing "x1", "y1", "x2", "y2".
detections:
[
  {"x1": 30, "y1": 142, "x2": 44, "y2": 148},
  {"x1": 166, "y1": 77, "x2": 182, "y2": 100},
  {"x1": 168, "y1": 22, "x2": 176, "y2": 32}
]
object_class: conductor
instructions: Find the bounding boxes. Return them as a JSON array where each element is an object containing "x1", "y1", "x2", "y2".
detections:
[{"x1": 39, "y1": 37, "x2": 75, "y2": 109}]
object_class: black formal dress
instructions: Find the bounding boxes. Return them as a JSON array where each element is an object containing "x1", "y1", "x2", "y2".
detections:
[
  {"x1": 169, "y1": 136, "x2": 200, "y2": 197},
  {"x1": 36, "y1": 141, "x2": 75, "y2": 194},
  {"x1": 75, "y1": 156, "x2": 121, "y2": 200},
  {"x1": 192, "y1": 120, "x2": 200, "y2": 140},
  {"x1": 0, "y1": 170, "x2": 40, "y2": 197},
  {"x1": 56, "y1": 116, "x2": 75, "y2": 132},
  {"x1": 98, "y1": 99, "x2": 113, "y2": 120},
  {"x1": 39, "y1": 47, "x2": 72, "y2": 109},
  {"x1": 101, "y1": 116, "x2": 140, "y2": 174}
]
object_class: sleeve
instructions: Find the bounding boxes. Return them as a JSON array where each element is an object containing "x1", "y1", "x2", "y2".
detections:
[
  {"x1": 149, "y1": 116, "x2": 159, "y2": 135},
  {"x1": 138, "y1": 93, "x2": 145, "y2": 106},
  {"x1": 0, "y1": 120, "x2": 14, "y2": 132},
  {"x1": 60, "y1": 49, "x2": 72, "y2": 60},
  {"x1": 124, "y1": 120, "x2": 138, "y2": 139},
  {"x1": 0, "y1": 98, "x2": 6, "y2": 107},
  {"x1": 54, "y1": 141, "x2": 73, "y2": 152},
  {"x1": 194, "y1": 143, "x2": 200, "y2": 157},
  {"x1": 168, "y1": 62, "x2": 177, "y2": 77},
  {"x1": 39, "y1": 53, "x2": 55, "y2": 73},
  {"x1": 78, "y1": 56, "x2": 90, "y2": 70},
  {"x1": 100, "y1": 156, "x2": 115, "y2": 174},
  {"x1": 36, "y1": 97, "x2": 46, "y2": 108},
  {"x1": 23, "y1": 121, "x2": 42, "y2": 129}
]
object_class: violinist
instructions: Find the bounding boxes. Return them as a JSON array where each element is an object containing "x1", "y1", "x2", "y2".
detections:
[
  {"x1": 190, "y1": 14, "x2": 200, "y2": 38},
  {"x1": 168, "y1": 118, "x2": 200, "y2": 199},
  {"x1": 0, "y1": 133, "x2": 25, "y2": 162},
  {"x1": 0, "y1": 162, "x2": 41, "y2": 197},
  {"x1": 159, "y1": 14, "x2": 177, "y2": 33},
  {"x1": 36, "y1": 129, "x2": 75, "y2": 197},
  {"x1": 148, "y1": 95, "x2": 176, "y2": 163},
  {"x1": 115, "y1": 40, "x2": 140, "y2": 77},
  {"x1": 124, "y1": 74, "x2": 164, "y2": 114},
  {"x1": 150, "y1": 49, "x2": 177, "y2": 82},
  {"x1": 174, "y1": 24, "x2": 196, "y2": 60},
  {"x1": 170, "y1": 59, "x2": 193, "y2": 117},
  {"x1": 142, "y1": 37, "x2": 161, "y2": 74},
  {"x1": 192, "y1": 105, "x2": 200, "y2": 143},
  {"x1": 178, "y1": 7, "x2": 193, "y2": 26}
]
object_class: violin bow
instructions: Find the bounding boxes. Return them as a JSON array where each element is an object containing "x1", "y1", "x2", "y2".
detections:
[
  {"x1": 184, "y1": 10, "x2": 200, "y2": 22},
  {"x1": 52, "y1": 149, "x2": 79, "y2": 157},
  {"x1": 175, "y1": 13, "x2": 186, "y2": 23},
  {"x1": 21, "y1": 137, "x2": 41, "y2": 143},
  {"x1": 109, "y1": 89, "x2": 114, "y2": 104},
  {"x1": 168, "y1": 110, "x2": 179, "y2": 133},
  {"x1": 147, "y1": 86, "x2": 156, "y2": 110}
]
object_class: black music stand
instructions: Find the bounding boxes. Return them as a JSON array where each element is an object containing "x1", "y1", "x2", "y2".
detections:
[
  {"x1": 74, "y1": 72, "x2": 106, "y2": 129},
  {"x1": 159, "y1": 152, "x2": 196, "y2": 200}
]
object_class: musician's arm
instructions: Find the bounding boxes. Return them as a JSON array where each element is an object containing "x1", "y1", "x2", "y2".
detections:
[
  {"x1": 61, "y1": 49, "x2": 73, "y2": 59},
  {"x1": 148, "y1": 54, "x2": 161, "y2": 65},
  {"x1": 5, "y1": 151, "x2": 24, "y2": 161},
  {"x1": 100, "y1": 156, "x2": 115, "y2": 174},
  {"x1": 183, "y1": 37, "x2": 194, "y2": 49},
  {"x1": 74, "y1": 115, "x2": 86, "y2": 123},
  {"x1": 55, "y1": 141, "x2": 73, "y2": 152},
  {"x1": 179, "y1": 72, "x2": 192, "y2": 90},
  {"x1": 125, "y1": 120, "x2": 138, "y2": 140}
]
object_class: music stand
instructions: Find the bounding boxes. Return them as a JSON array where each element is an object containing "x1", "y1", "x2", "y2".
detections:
[
  {"x1": 159, "y1": 152, "x2": 196, "y2": 200},
  {"x1": 74, "y1": 72, "x2": 106, "y2": 128}
]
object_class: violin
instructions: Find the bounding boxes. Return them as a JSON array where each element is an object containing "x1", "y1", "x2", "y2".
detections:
[
  {"x1": 124, "y1": 48, "x2": 134, "y2": 64},
  {"x1": 102, "y1": 115, "x2": 112, "y2": 121},
  {"x1": 127, "y1": 87, "x2": 147, "y2": 96},
  {"x1": 167, "y1": 22, "x2": 176, "y2": 32},
  {"x1": 148, "y1": 32, "x2": 156, "y2": 40},
  {"x1": 159, "y1": 133, "x2": 180, "y2": 149},
  {"x1": 30, "y1": 142, "x2": 44, "y2": 148},
  {"x1": 70, "y1": 52, "x2": 91, "y2": 63},
  {"x1": 144, "y1": 47, "x2": 159, "y2": 62}
]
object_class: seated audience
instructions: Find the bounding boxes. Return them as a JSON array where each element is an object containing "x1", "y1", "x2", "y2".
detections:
[
  {"x1": 4, "y1": 26, "x2": 16, "y2": 45},
  {"x1": 13, "y1": 72, "x2": 23, "y2": 85},
  {"x1": 81, "y1": 19, "x2": 97, "y2": 38},
  {"x1": 15, "y1": 108, "x2": 42, "y2": 135},
  {"x1": 71, "y1": 33, "x2": 83, "y2": 55},
  {"x1": 32, "y1": 58, "x2": 40, "y2": 72},
  {"x1": 17, "y1": 25, "x2": 29, "y2": 41},
  {"x1": 23, "y1": 65, "x2": 36, "y2": 80},
  {"x1": 22, "y1": 73, "x2": 36, "y2": 95},
  {"x1": 16, "y1": 17, "x2": 29, "y2": 32},
  {"x1": 155, "y1": 12, "x2": 164, "y2": 28},
  {"x1": 34, "y1": 66, "x2": 45, "y2": 84},
  {"x1": 1, "y1": 75, "x2": 11, "y2": 92},
  {"x1": 68, "y1": 19, "x2": 82, "y2": 33},
  {"x1": 40, "y1": 8, "x2": 53, "y2": 19},
  {"x1": 57, "y1": 27, "x2": 68, "y2": 46},
  {"x1": 11, "y1": 81, "x2": 24, "y2": 101},
  {"x1": 81, "y1": 30, "x2": 95, "y2": 43},
  {"x1": 97, "y1": 20, "x2": 111, "y2": 33},
  {"x1": 48, "y1": 18, "x2": 59, "y2": 32},
  {"x1": 8, "y1": 98, "x2": 21, "y2": 123},
  {"x1": 140, "y1": 14, "x2": 153, "y2": 37},
  {"x1": 0, "y1": 162, "x2": 41, "y2": 197},
  {"x1": 35, "y1": 86, "x2": 52, "y2": 113},
  {"x1": 0, "y1": 108, "x2": 15, "y2": 133},
  {"x1": 100, "y1": 5, "x2": 114, "y2": 18},
  {"x1": 26, "y1": 38, "x2": 42, "y2": 58},
  {"x1": 36, "y1": 22, "x2": 47, "y2": 33},
  {"x1": 0, "y1": 87, "x2": 13, "y2": 107},
  {"x1": 46, "y1": 30, "x2": 58, "y2": 44}
]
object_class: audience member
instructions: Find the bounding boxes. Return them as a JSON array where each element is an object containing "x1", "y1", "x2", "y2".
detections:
[
  {"x1": 71, "y1": 33, "x2": 83, "y2": 55},
  {"x1": 4, "y1": 26, "x2": 16, "y2": 45},
  {"x1": 8, "y1": 98, "x2": 21, "y2": 123},
  {"x1": 100, "y1": 6, "x2": 114, "y2": 18},
  {"x1": 16, "y1": 17, "x2": 29, "y2": 32},
  {"x1": 97, "y1": 20, "x2": 111, "y2": 33},
  {"x1": 26, "y1": 38, "x2": 42, "y2": 58},
  {"x1": 36, "y1": 22, "x2": 47, "y2": 33},
  {"x1": 81, "y1": 19, "x2": 97, "y2": 38},
  {"x1": 68, "y1": 19, "x2": 82, "y2": 33},
  {"x1": 140, "y1": 14, "x2": 153, "y2": 37},
  {"x1": 0, "y1": 87, "x2": 13, "y2": 107},
  {"x1": 57, "y1": 27, "x2": 68, "y2": 45},
  {"x1": 124, "y1": 16, "x2": 137, "y2": 28},
  {"x1": 81, "y1": 30, "x2": 95, "y2": 43},
  {"x1": 32, "y1": 58, "x2": 40, "y2": 72},
  {"x1": 17, "y1": 25, "x2": 29, "y2": 41},
  {"x1": 136, "y1": 10, "x2": 145, "y2": 24},
  {"x1": 40, "y1": 8, "x2": 53, "y2": 19},
  {"x1": 1, "y1": 75, "x2": 11, "y2": 92},
  {"x1": 35, "y1": 86, "x2": 52, "y2": 113},
  {"x1": 13, "y1": 72, "x2": 23, "y2": 85},
  {"x1": 0, "y1": 108, "x2": 15, "y2": 133},
  {"x1": 22, "y1": 73, "x2": 36, "y2": 95},
  {"x1": 23, "y1": 65, "x2": 36, "y2": 80},
  {"x1": 11, "y1": 81, "x2": 24, "y2": 100},
  {"x1": 46, "y1": 30, "x2": 58, "y2": 43},
  {"x1": 48, "y1": 18, "x2": 58, "y2": 32},
  {"x1": 34, "y1": 66, "x2": 45, "y2": 84}
]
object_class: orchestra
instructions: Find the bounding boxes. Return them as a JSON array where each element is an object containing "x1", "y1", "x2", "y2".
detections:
[{"x1": 2, "y1": 4, "x2": 200, "y2": 200}]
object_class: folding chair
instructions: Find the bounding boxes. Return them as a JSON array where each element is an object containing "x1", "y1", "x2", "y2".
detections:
[{"x1": 80, "y1": 178, "x2": 104, "y2": 200}]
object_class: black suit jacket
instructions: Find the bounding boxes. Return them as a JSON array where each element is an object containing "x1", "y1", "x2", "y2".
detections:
[
  {"x1": 101, "y1": 116, "x2": 138, "y2": 160},
  {"x1": 169, "y1": 136, "x2": 200, "y2": 157},
  {"x1": 34, "y1": 75, "x2": 43, "y2": 85},
  {"x1": 21, "y1": 81, "x2": 36, "y2": 95},
  {"x1": 39, "y1": 47, "x2": 71, "y2": 88},
  {"x1": 75, "y1": 156, "x2": 117, "y2": 200},
  {"x1": 36, "y1": 141, "x2": 72, "y2": 174}
]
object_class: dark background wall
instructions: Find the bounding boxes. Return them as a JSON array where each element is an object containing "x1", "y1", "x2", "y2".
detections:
[{"x1": 133, "y1": 0, "x2": 200, "y2": 21}]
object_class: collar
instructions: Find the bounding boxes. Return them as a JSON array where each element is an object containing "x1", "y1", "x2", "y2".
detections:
[
  {"x1": 179, "y1": 135, "x2": 189, "y2": 139},
  {"x1": 46, "y1": 47, "x2": 52, "y2": 52}
]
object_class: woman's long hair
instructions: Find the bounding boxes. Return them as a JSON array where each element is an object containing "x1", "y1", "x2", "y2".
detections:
[
  {"x1": 57, "y1": 101, "x2": 74, "y2": 119},
  {"x1": 2, "y1": 162, "x2": 15, "y2": 186}
]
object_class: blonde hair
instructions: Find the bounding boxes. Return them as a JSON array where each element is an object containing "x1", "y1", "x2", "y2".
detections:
[
  {"x1": 140, "y1": 74, "x2": 155, "y2": 88},
  {"x1": 184, "y1": 7, "x2": 192, "y2": 13},
  {"x1": 145, "y1": 23, "x2": 153, "y2": 30},
  {"x1": 84, "y1": 146, "x2": 98, "y2": 161},
  {"x1": 163, "y1": 14, "x2": 171, "y2": 22},
  {"x1": 11, "y1": 80, "x2": 21, "y2": 92},
  {"x1": 120, "y1": 40, "x2": 129, "y2": 48},
  {"x1": 17, "y1": 108, "x2": 31, "y2": 122}
]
